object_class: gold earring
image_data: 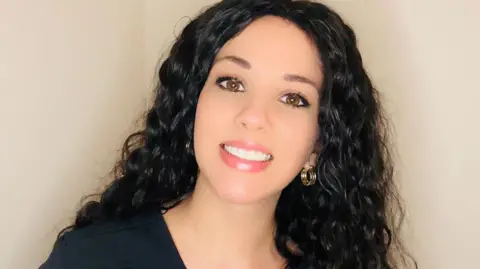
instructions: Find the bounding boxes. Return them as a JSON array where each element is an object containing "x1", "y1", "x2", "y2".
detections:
[{"x1": 300, "y1": 167, "x2": 317, "y2": 186}]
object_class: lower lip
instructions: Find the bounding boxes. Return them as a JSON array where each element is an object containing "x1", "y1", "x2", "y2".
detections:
[{"x1": 219, "y1": 145, "x2": 272, "y2": 173}]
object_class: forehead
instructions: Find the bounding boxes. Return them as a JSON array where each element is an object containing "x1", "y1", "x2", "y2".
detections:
[{"x1": 215, "y1": 16, "x2": 322, "y2": 82}]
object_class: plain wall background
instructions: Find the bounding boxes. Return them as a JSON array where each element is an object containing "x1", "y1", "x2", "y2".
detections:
[
  {"x1": 1, "y1": 1, "x2": 147, "y2": 268},
  {"x1": 1, "y1": 1, "x2": 478, "y2": 268}
]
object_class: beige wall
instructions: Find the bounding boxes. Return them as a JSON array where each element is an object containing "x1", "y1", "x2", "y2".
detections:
[
  {"x1": 330, "y1": 1, "x2": 480, "y2": 267},
  {"x1": 0, "y1": 1, "x2": 145, "y2": 268},
  {"x1": 1, "y1": 1, "x2": 478, "y2": 268}
]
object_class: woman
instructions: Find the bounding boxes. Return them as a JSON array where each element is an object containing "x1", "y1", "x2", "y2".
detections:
[{"x1": 40, "y1": 0, "x2": 416, "y2": 268}]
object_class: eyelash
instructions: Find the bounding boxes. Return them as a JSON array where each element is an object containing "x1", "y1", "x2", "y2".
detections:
[
  {"x1": 215, "y1": 76, "x2": 310, "y2": 108},
  {"x1": 280, "y1": 93, "x2": 310, "y2": 108},
  {"x1": 216, "y1": 76, "x2": 245, "y2": 93}
]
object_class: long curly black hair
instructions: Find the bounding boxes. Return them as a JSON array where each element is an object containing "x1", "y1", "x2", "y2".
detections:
[{"x1": 66, "y1": 0, "x2": 417, "y2": 268}]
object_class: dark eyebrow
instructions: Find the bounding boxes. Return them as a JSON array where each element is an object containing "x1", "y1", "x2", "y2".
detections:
[
  {"x1": 283, "y1": 74, "x2": 320, "y2": 89},
  {"x1": 214, "y1": 55, "x2": 251, "y2": 69}
]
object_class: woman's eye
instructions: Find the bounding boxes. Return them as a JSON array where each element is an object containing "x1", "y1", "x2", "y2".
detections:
[
  {"x1": 216, "y1": 77, "x2": 245, "y2": 92},
  {"x1": 280, "y1": 93, "x2": 310, "y2": 108}
]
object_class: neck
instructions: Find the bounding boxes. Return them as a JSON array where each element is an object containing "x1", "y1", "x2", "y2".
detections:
[{"x1": 164, "y1": 175, "x2": 284, "y2": 268}]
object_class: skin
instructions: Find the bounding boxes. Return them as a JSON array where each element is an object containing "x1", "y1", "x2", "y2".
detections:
[{"x1": 164, "y1": 16, "x2": 323, "y2": 269}]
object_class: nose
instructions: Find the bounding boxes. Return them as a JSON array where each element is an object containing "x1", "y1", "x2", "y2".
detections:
[{"x1": 234, "y1": 99, "x2": 270, "y2": 131}]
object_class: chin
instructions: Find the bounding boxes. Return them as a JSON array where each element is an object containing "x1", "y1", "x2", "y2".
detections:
[
  {"x1": 209, "y1": 177, "x2": 279, "y2": 205},
  {"x1": 216, "y1": 189, "x2": 262, "y2": 205}
]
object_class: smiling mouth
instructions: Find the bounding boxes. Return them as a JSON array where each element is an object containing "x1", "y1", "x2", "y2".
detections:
[{"x1": 220, "y1": 144, "x2": 273, "y2": 162}]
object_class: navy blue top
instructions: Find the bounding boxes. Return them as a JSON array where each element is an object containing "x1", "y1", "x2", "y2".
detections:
[
  {"x1": 39, "y1": 212, "x2": 186, "y2": 269},
  {"x1": 39, "y1": 211, "x2": 307, "y2": 269}
]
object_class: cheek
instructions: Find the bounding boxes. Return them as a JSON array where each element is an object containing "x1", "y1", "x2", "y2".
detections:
[
  {"x1": 193, "y1": 88, "x2": 233, "y2": 151},
  {"x1": 195, "y1": 88, "x2": 231, "y2": 128},
  {"x1": 194, "y1": 90, "x2": 215, "y2": 138},
  {"x1": 273, "y1": 111, "x2": 318, "y2": 162}
]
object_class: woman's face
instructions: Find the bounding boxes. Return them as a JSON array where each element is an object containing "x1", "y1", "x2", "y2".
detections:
[{"x1": 193, "y1": 16, "x2": 323, "y2": 204}]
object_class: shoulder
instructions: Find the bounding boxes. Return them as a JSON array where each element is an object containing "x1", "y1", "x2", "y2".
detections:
[{"x1": 39, "y1": 211, "x2": 177, "y2": 269}]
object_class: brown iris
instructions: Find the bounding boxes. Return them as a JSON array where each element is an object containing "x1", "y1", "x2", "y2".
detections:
[
  {"x1": 226, "y1": 79, "x2": 240, "y2": 91},
  {"x1": 285, "y1": 94, "x2": 301, "y2": 106}
]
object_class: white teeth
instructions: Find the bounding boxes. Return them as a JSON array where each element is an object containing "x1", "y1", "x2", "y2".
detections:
[{"x1": 223, "y1": 145, "x2": 272, "y2": 161}]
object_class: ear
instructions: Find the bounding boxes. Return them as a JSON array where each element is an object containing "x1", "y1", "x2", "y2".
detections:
[{"x1": 303, "y1": 141, "x2": 321, "y2": 169}]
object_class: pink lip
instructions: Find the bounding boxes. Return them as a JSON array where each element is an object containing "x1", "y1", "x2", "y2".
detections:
[{"x1": 219, "y1": 140, "x2": 273, "y2": 173}]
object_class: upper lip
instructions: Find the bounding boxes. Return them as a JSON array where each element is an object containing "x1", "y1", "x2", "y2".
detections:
[{"x1": 221, "y1": 140, "x2": 273, "y2": 156}]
